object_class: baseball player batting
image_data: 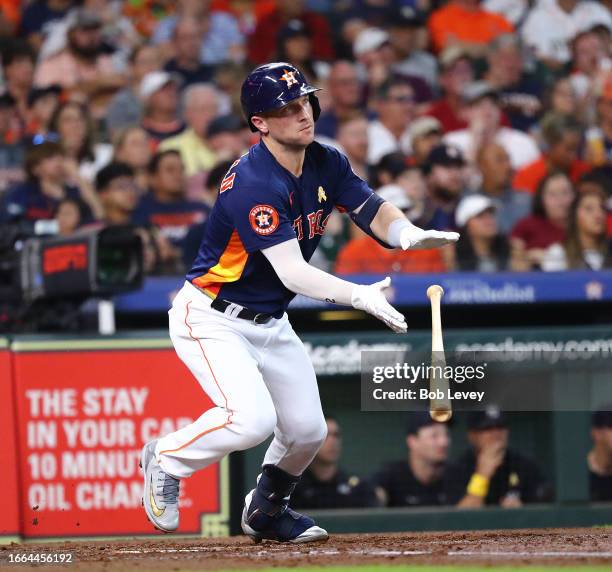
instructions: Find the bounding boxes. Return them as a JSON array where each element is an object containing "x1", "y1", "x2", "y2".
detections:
[{"x1": 140, "y1": 63, "x2": 459, "y2": 543}]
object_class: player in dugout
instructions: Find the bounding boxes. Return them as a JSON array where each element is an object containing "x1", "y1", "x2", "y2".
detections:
[
  {"x1": 139, "y1": 62, "x2": 458, "y2": 544},
  {"x1": 588, "y1": 407, "x2": 612, "y2": 502},
  {"x1": 375, "y1": 411, "x2": 451, "y2": 507},
  {"x1": 445, "y1": 408, "x2": 550, "y2": 507}
]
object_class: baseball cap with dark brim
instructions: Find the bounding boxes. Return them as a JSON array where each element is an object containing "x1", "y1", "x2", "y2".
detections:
[
  {"x1": 426, "y1": 144, "x2": 465, "y2": 170},
  {"x1": 463, "y1": 81, "x2": 499, "y2": 105},
  {"x1": 278, "y1": 19, "x2": 311, "y2": 43},
  {"x1": 27, "y1": 84, "x2": 62, "y2": 107},
  {"x1": 376, "y1": 151, "x2": 411, "y2": 179},
  {"x1": 467, "y1": 407, "x2": 508, "y2": 431},
  {"x1": 206, "y1": 114, "x2": 245, "y2": 138},
  {"x1": 592, "y1": 407, "x2": 612, "y2": 428},
  {"x1": 406, "y1": 410, "x2": 451, "y2": 436},
  {"x1": 386, "y1": 6, "x2": 424, "y2": 28}
]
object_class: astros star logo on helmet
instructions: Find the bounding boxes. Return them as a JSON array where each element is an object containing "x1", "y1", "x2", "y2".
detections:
[{"x1": 280, "y1": 69, "x2": 298, "y2": 87}]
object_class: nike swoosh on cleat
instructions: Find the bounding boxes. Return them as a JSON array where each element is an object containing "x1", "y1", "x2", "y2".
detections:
[{"x1": 149, "y1": 475, "x2": 165, "y2": 517}]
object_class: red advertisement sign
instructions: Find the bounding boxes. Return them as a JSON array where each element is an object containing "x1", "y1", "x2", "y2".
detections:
[
  {"x1": 0, "y1": 342, "x2": 20, "y2": 537},
  {"x1": 11, "y1": 342, "x2": 228, "y2": 538}
]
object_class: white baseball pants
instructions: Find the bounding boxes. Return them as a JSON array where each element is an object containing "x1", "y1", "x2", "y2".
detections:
[{"x1": 155, "y1": 281, "x2": 327, "y2": 479}]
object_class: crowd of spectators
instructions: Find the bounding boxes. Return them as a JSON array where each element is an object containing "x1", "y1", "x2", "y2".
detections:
[
  {"x1": 1, "y1": 0, "x2": 612, "y2": 276},
  {"x1": 289, "y1": 407, "x2": 612, "y2": 510}
]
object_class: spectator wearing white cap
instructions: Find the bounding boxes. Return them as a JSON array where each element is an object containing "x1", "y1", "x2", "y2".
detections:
[
  {"x1": 353, "y1": 27, "x2": 432, "y2": 103},
  {"x1": 409, "y1": 117, "x2": 443, "y2": 167},
  {"x1": 139, "y1": 71, "x2": 185, "y2": 146},
  {"x1": 454, "y1": 195, "x2": 516, "y2": 272},
  {"x1": 367, "y1": 76, "x2": 416, "y2": 165},
  {"x1": 521, "y1": 0, "x2": 612, "y2": 67},
  {"x1": 444, "y1": 82, "x2": 540, "y2": 170}
]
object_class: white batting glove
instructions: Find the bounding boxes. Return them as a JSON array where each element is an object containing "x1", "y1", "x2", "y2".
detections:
[
  {"x1": 400, "y1": 226, "x2": 459, "y2": 250},
  {"x1": 351, "y1": 277, "x2": 407, "y2": 333}
]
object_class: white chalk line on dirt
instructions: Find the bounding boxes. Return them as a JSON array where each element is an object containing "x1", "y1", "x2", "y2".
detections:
[
  {"x1": 113, "y1": 547, "x2": 612, "y2": 559},
  {"x1": 451, "y1": 551, "x2": 612, "y2": 558}
]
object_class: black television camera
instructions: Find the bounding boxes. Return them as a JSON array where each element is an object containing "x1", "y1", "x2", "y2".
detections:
[{"x1": 0, "y1": 224, "x2": 144, "y2": 332}]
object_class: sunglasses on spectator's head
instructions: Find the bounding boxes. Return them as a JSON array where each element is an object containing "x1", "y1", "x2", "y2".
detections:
[{"x1": 31, "y1": 132, "x2": 60, "y2": 146}]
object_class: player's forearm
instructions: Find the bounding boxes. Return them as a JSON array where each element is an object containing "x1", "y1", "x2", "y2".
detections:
[
  {"x1": 369, "y1": 201, "x2": 405, "y2": 244},
  {"x1": 262, "y1": 239, "x2": 355, "y2": 305}
]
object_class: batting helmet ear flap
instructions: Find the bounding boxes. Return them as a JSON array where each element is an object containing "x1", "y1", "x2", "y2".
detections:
[{"x1": 309, "y1": 93, "x2": 321, "y2": 122}]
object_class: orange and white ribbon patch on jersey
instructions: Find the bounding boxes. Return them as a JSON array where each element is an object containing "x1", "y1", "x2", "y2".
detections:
[
  {"x1": 220, "y1": 172, "x2": 236, "y2": 193},
  {"x1": 249, "y1": 204, "x2": 280, "y2": 235}
]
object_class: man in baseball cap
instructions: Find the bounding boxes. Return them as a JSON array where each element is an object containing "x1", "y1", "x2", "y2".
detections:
[
  {"x1": 374, "y1": 411, "x2": 451, "y2": 507},
  {"x1": 33, "y1": 8, "x2": 122, "y2": 118},
  {"x1": 139, "y1": 71, "x2": 184, "y2": 144},
  {"x1": 588, "y1": 407, "x2": 612, "y2": 501},
  {"x1": 445, "y1": 407, "x2": 548, "y2": 508},
  {"x1": 423, "y1": 144, "x2": 466, "y2": 231}
]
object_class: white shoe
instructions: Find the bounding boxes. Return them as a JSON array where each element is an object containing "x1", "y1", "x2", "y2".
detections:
[{"x1": 140, "y1": 440, "x2": 180, "y2": 532}]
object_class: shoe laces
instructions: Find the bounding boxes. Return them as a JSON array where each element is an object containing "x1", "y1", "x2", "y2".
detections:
[{"x1": 156, "y1": 471, "x2": 180, "y2": 506}]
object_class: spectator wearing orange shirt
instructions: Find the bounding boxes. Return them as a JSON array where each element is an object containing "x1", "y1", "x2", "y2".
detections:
[
  {"x1": 513, "y1": 113, "x2": 591, "y2": 194},
  {"x1": 335, "y1": 184, "x2": 446, "y2": 275},
  {"x1": 428, "y1": 0, "x2": 513, "y2": 55}
]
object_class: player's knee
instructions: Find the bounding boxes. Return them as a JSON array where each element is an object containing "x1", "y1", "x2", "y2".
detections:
[
  {"x1": 233, "y1": 405, "x2": 277, "y2": 449},
  {"x1": 290, "y1": 414, "x2": 327, "y2": 449}
]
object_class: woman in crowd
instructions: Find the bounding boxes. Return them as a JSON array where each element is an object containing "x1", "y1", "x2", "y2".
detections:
[
  {"x1": 510, "y1": 172, "x2": 575, "y2": 270},
  {"x1": 453, "y1": 195, "x2": 517, "y2": 272},
  {"x1": 49, "y1": 101, "x2": 113, "y2": 185},
  {"x1": 112, "y1": 125, "x2": 152, "y2": 192},
  {"x1": 542, "y1": 189, "x2": 611, "y2": 271}
]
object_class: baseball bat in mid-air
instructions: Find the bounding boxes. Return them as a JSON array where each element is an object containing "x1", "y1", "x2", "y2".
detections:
[{"x1": 427, "y1": 285, "x2": 452, "y2": 422}]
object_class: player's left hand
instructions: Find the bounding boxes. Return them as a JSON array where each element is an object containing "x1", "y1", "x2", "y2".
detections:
[{"x1": 400, "y1": 226, "x2": 460, "y2": 250}]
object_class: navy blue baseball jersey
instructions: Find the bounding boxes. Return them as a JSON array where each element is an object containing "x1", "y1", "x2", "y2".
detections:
[{"x1": 186, "y1": 140, "x2": 373, "y2": 316}]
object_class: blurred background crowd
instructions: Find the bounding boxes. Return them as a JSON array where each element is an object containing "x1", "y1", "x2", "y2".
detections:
[{"x1": 0, "y1": 0, "x2": 611, "y2": 276}]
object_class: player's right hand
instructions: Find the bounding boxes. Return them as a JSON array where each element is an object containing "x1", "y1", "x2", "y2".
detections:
[{"x1": 351, "y1": 277, "x2": 407, "y2": 333}]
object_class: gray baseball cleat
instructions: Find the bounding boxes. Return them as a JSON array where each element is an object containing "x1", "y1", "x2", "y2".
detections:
[{"x1": 140, "y1": 440, "x2": 180, "y2": 532}]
